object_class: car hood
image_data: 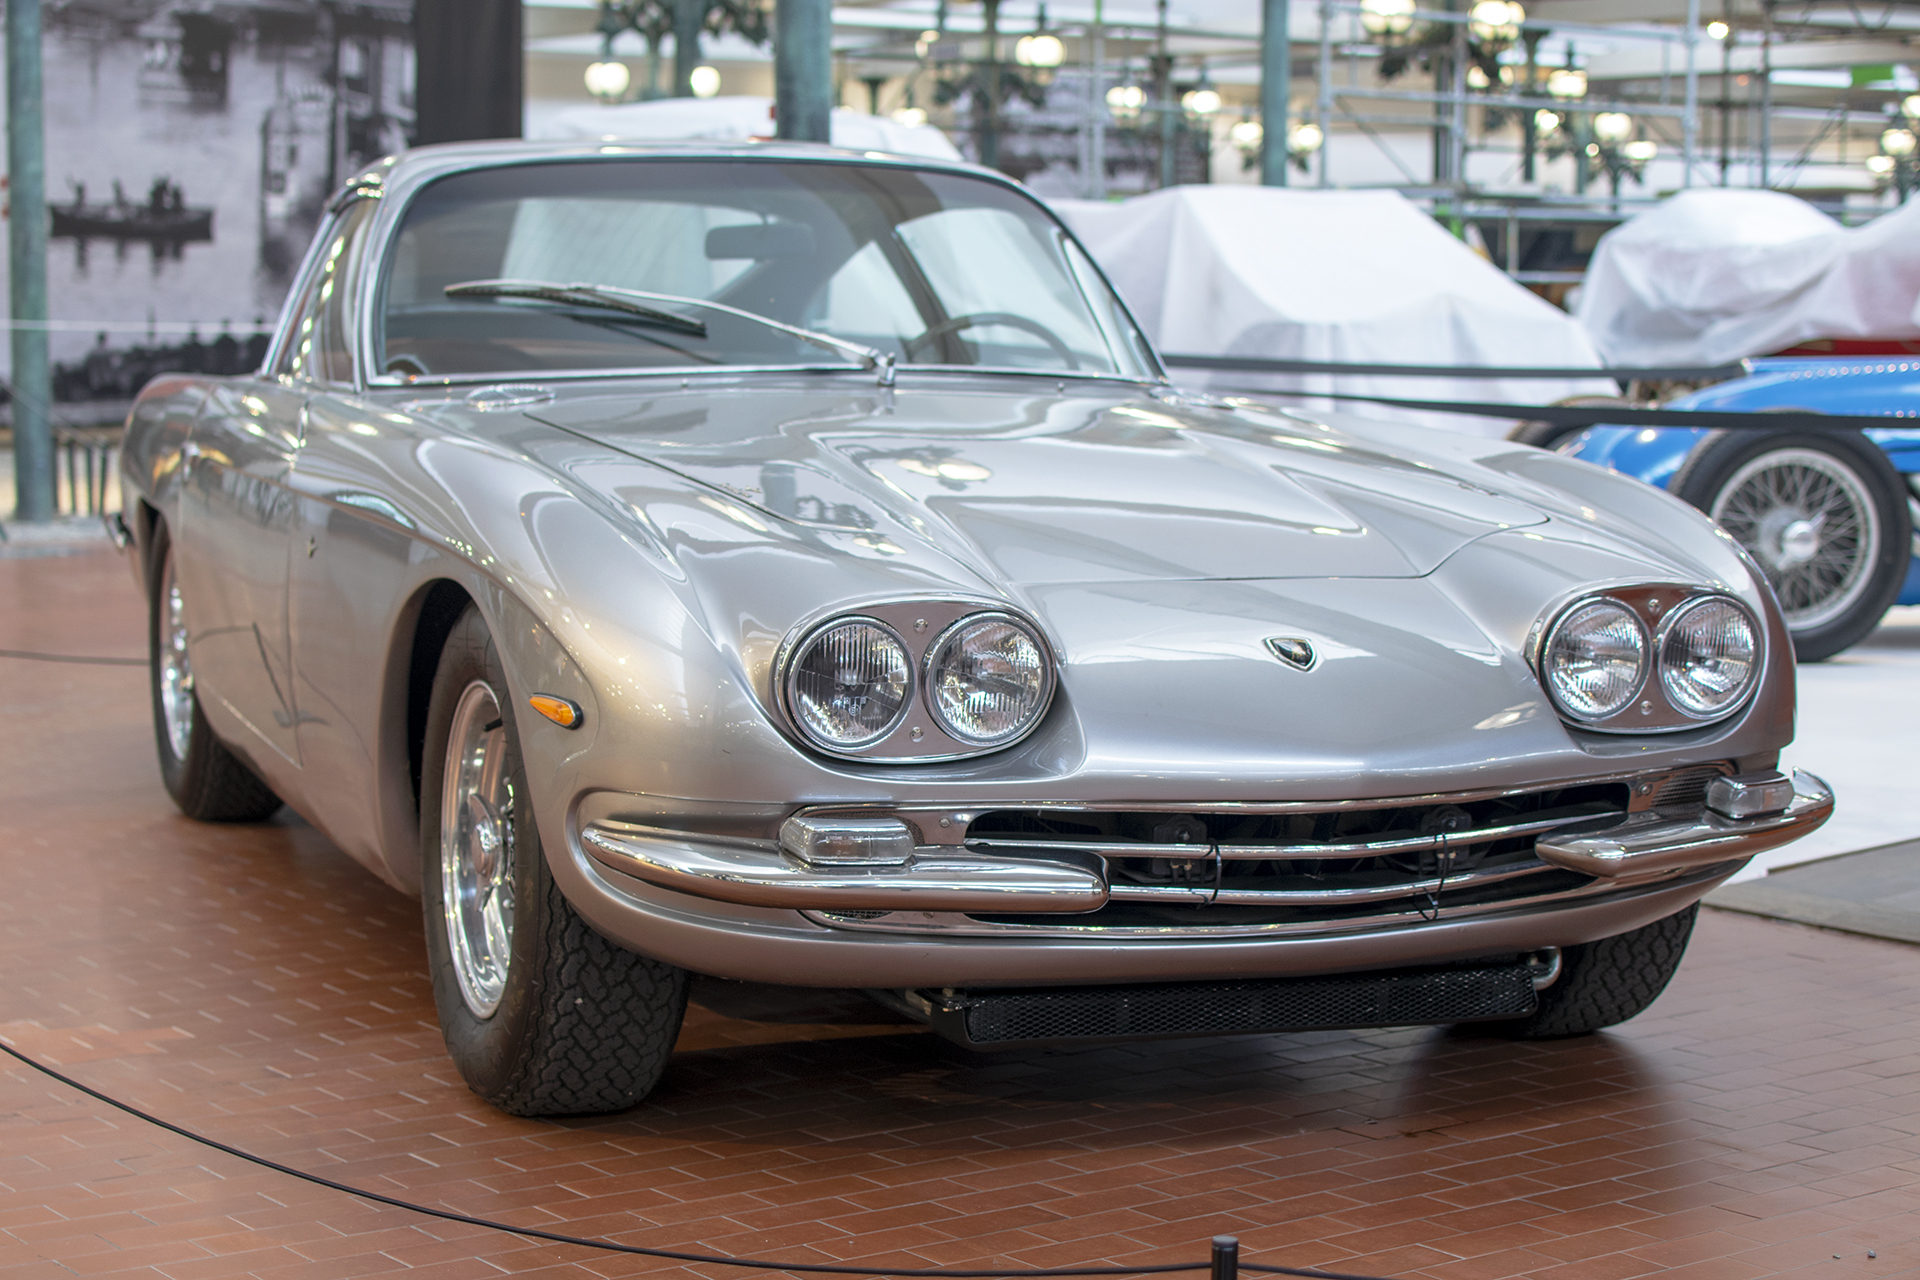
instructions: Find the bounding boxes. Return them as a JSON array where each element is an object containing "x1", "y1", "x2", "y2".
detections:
[{"x1": 527, "y1": 380, "x2": 1547, "y2": 586}]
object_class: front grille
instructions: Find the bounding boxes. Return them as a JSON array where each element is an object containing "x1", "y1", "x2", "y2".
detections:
[
  {"x1": 964, "y1": 781, "x2": 1631, "y2": 927},
  {"x1": 923, "y1": 964, "x2": 1539, "y2": 1047}
]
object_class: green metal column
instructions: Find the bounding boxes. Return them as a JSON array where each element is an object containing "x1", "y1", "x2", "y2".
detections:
[
  {"x1": 673, "y1": 0, "x2": 704, "y2": 97},
  {"x1": 1259, "y1": 0, "x2": 1290, "y2": 185},
  {"x1": 8, "y1": 0, "x2": 52, "y2": 523},
  {"x1": 775, "y1": 0, "x2": 832, "y2": 141}
]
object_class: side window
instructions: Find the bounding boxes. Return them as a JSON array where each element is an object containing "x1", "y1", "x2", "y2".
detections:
[{"x1": 275, "y1": 199, "x2": 378, "y2": 385}]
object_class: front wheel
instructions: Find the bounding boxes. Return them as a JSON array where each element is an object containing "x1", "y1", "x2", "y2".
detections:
[
  {"x1": 420, "y1": 604, "x2": 688, "y2": 1116},
  {"x1": 1672, "y1": 429, "x2": 1910, "y2": 662},
  {"x1": 1501, "y1": 904, "x2": 1697, "y2": 1039}
]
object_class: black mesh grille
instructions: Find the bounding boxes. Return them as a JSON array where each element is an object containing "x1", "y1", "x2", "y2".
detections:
[
  {"x1": 938, "y1": 965, "x2": 1538, "y2": 1046},
  {"x1": 1655, "y1": 766, "x2": 1728, "y2": 813}
]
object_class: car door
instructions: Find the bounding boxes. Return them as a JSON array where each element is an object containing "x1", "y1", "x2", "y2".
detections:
[
  {"x1": 174, "y1": 202, "x2": 375, "y2": 787},
  {"x1": 281, "y1": 197, "x2": 421, "y2": 877}
]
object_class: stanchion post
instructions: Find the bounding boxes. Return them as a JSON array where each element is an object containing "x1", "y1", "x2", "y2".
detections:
[
  {"x1": 8, "y1": 0, "x2": 54, "y2": 523},
  {"x1": 1211, "y1": 1235, "x2": 1240, "y2": 1280}
]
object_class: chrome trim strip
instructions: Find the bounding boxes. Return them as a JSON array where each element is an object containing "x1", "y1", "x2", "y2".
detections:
[
  {"x1": 801, "y1": 862, "x2": 1740, "y2": 940},
  {"x1": 581, "y1": 822, "x2": 1106, "y2": 913},
  {"x1": 1536, "y1": 770, "x2": 1832, "y2": 879},
  {"x1": 1107, "y1": 857, "x2": 1558, "y2": 907},
  {"x1": 967, "y1": 805, "x2": 1619, "y2": 863},
  {"x1": 873, "y1": 764, "x2": 1719, "y2": 831}
]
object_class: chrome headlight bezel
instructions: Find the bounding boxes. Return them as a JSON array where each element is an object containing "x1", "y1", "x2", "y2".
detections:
[
  {"x1": 773, "y1": 598, "x2": 1059, "y2": 762},
  {"x1": 1533, "y1": 585, "x2": 1764, "y2": 733}
]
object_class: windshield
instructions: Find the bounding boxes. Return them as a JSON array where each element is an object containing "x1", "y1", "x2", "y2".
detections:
[{"x1": 376, "y1": 159, "x2": 1157, "y2": 381}]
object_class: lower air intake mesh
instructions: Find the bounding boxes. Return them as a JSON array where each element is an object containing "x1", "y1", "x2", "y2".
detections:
[{"x1": 933, "y1": 965, "x2": 1538, "y2": 1047}]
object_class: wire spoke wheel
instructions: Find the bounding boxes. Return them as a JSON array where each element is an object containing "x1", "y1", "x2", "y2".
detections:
[
  {"x1": 1710, "y1": 447, "x2": 1880, "y2": 632},
  {"x1": 440, "y1": 679, "x2": 516, "y2": 1019},
  {"x1": 157, "y1": 552, "x2": 194, "y2": 761}
]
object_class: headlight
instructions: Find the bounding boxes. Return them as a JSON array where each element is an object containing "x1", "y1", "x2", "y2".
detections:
[
  {"x1": 927, "y1": 613, "x2": 1053, "y2": 745},
  {"x1": 786, "y1": 619, "x2": 912, "y2": 748},
  {"x1": 1542, "y1": 599, "x2": 1647, "y2": 721},
  {"x1": 1659, "y1": 597, "x2": 1758, "y2": 717}
]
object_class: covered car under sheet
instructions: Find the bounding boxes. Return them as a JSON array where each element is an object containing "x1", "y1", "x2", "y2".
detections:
[
  {"x1": 532, "y1": 94, "x2": 963, "y2": 159},
  {"x1": 1576, "y1": 189, "x2": 1920, "y2": 366},
  {"x1": 1050, "y1": 185, "x2": 1614, "y2": 435}
]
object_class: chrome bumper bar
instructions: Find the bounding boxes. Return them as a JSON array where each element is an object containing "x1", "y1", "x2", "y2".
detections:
[
  {"x1": 580, "y1": 769, "x2": 1831, "y2": 915},
  {"x1": 580, "y1": 822, "x2": 1106, "y2": 913},
  {"x1": 1536, "y1": 770, "x2": 1832, "y2": 879}
]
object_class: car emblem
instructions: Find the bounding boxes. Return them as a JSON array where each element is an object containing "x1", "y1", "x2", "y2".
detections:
[{"x1": 1265, "y1": 637, "x2": 1316, "y2": 671}]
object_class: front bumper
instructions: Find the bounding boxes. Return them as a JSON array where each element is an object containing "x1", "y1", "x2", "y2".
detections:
[
  {"x1": 554, "y1": 769, "x2": 1832, "y2": 989},
  {"x1": 580, "y1": 769, "x2": 1833, "y2": 913}
]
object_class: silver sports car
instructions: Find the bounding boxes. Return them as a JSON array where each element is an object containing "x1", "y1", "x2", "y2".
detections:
[{"x1": 119, "y1": 140, "x2": 1831, "y2": 1116}]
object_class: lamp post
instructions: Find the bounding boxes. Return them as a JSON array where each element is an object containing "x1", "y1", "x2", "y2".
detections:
[
  {"x1": 1539, "y1": 105, "x2": 1655, "y2": 205},
  {"x1": 1872, "y1": 125, "x2": 1918, "y2": 202},
  {"x1": 1544, "y1": 54, "x2": 1589, "y2": 191},
  {"x1": 1288, "y1": 121, "x2": 1324, "y2": 170},
  {"x1": 586, "y1": 59, "x2": 633, "y2": 101},
  {"x1": 1013, "y1": 30, "x2": 1064, "y2": 84},
  {"x1": 1106, "y1": 76, "x2": 1146, "y2": 123}
]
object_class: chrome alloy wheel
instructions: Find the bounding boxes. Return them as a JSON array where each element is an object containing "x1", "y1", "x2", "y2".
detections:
[
  {"x1": 157, "y1": 552, "x2": 195, "y2": 761},
  {"x1": 440, "y1": 679, "x2": 516, "y2": 1018},
  {"x1": 1710, "y1": 447, "x2": 1880, "y2": 631}
]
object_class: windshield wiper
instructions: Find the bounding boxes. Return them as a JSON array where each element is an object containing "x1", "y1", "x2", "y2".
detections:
[
  {"x1": 444, "y1": 278, "x2": 896, "y2": 387},
  {"x1": 444, "y1": 279, "x2": 709, "y2": 338}
]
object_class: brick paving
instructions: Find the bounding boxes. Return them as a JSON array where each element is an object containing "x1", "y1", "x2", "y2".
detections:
[{"x1": 3, "y1": 548, "x2": 1919, "y2": 1279}]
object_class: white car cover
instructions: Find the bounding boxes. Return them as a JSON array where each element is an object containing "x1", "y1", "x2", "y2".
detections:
[
  {"x1": 1051, "y1": 185, "x2": 1613, "y2": 436},
  {"x1": 1576, "y1": 189, "x2": 1920, "y2": 366},
  {"x1": 534, "y1": 96, "x2": 963, "y2": 161}
]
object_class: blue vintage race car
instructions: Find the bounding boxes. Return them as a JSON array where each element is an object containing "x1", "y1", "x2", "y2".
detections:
[{"x1": 1559, "y1": 358, "x2": 1920, "y2": 661}]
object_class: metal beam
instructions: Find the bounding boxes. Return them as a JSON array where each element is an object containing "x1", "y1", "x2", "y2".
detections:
[
  {"x1": 1259, "y1": 0, "x2": 1290, "y2": 184},
  {"x1": 776, "y1": 0, "x2": 834, "y2": 141},
  {"x1": 8, "y1": 0, "x2": 52, "y2": 524},
  {"x1": 1683, "y1": 0, "x2": 1699, "y2": 184}
]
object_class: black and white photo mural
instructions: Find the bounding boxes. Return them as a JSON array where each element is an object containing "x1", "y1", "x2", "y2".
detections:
[{"x1": 14, "y1": 0, "x2": 414, "y2": 403}]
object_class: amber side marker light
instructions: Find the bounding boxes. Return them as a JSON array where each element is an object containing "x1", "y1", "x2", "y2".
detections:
[{"x1": 529, "y1": 694, "x2": 582, "y2": 729}]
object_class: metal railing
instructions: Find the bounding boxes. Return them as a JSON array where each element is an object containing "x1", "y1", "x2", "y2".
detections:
[{"x1": 53, "y1": 427, "x2": 118, "y2": 517}]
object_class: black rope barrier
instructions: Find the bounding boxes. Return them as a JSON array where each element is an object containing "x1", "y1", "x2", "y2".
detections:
[
  {"x1": 0, "y1": 1038, "x2": 1394, "y2": 1280},
  {"x1": 0, "y1": 648, "x2": 145, "y2": 666},
  {"x1": 1162, "y1": 354, "x2": 1752, "y2": 382},
  {"x1": 1216, "y1": 387, "x2": 1913, "y2": 433}
]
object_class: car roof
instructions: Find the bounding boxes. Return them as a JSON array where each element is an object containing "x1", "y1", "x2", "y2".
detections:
[{"x1": 344, "y1": 137, "x2": 1007, "y2": 206}]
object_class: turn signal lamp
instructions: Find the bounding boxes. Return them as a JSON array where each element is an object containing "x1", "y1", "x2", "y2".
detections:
[{"x1": 529, "y1": 694, "x2": 582, "y2": 729}]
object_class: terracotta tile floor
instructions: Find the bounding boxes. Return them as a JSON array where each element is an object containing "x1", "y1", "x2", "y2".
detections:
[{"x1": 4, "y1": 548, "x2": 1920, "y2": 1280}]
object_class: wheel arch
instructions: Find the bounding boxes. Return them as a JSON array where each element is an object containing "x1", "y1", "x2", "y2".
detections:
[
  {"x1": 376, "y1": 576, "x2": 476, "y2": 895},
  {"x1": 378, "y1": 569, "x2": 606, "y2": 896}
]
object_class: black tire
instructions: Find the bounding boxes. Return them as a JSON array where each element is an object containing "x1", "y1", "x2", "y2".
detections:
[
  {"x1": 1672, "y1": 428, "x2": 1910, "y2": 663},
  {"x1": 1507, "y1": 396, "x2": 1632, "y2": 451},
  {"x1": 420, "y1": 604, "x2": 688, "y2": 1116},
  {"x1": 147, "y1": 523, "x2": 283, "y2": 823},
  {"x1": 1502, "y1": 904, "x2": 1697, "y2": 1039}
]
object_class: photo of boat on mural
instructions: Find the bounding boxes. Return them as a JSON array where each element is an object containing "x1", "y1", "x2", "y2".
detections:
[{"x1": 51, "y1": 178, "x2": 214, "y2": 244}]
